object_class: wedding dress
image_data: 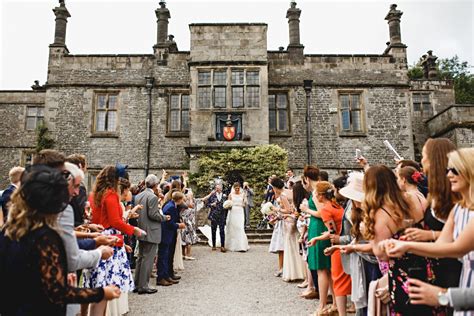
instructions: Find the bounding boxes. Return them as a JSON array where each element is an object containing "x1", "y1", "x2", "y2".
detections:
[{"x1": 225, "y1": 192, "x2": 250, "y2": 252}]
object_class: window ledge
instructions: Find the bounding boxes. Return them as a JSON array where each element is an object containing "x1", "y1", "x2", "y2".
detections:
[
  {"x1": 166, "y1": 132, "x2": 190, "y2": 138},
  {"x1": 338, "y1": 132, "x2": 367, "y2": 138},
  {"x1": 270, "y1": 132, "x2": 292, "y2": 137},
  {"x1": 90, "y1": 133, "x2": 119, "y2": 138}
]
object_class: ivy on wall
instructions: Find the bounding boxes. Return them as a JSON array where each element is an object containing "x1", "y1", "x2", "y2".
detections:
[{"x1": 36, "y1": 124, "x2": 55, "y2": 153}]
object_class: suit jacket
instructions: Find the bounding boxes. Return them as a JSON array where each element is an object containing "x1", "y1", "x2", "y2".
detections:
[
  {"x1": 135, "y1": 188, "x2": 167, "y2": 244},
  {"x1": 1, "y1": 184, "x2": 16, "y2": 219},
  {"x1": 206, "y1": 192, "x2": 227, "y2": 224},
  {"x1": 57, "y1": 205, "x2": 101, "y2": 272},
  {"x1": 161, "y1": 200, "x2": 180, "y2": 245},
  {"x1": 450, "y1": 287, "x2": 474, "y2": 311}
]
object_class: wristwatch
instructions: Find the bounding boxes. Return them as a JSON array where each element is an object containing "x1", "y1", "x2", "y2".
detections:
[{"x1": 437, "y1": 289, "x2": 449, "y2": 306}]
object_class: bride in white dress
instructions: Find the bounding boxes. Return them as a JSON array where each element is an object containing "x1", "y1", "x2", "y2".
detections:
[{"x1": 225, "y1": 183, "x2": 250, "y2": 252}]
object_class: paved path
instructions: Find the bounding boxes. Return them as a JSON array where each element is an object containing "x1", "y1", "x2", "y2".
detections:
[{"x1": 128, "y1": 245, "x2": 318, "y2": 315}]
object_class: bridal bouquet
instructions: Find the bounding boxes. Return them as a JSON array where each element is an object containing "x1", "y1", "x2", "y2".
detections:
[
  {"x1": 260, "y1": 202, "x2": 275, "y2": 215},
  {"x1": 223, "y1": 200, "x2": 233, "y2": 209}
]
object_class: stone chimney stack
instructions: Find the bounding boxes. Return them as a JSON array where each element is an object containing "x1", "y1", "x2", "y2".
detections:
[
  {"x1": 156, "y1": 1, "x2": 171, "y2": 45},
  {"x1": 286, "y1": 1, "x2": 304, "y2": 60},
  {"x1": 421, "y1": 50, "x2": 439, "y2": 79},
  {"x1": 385, "y1": 4, "x2": 403, "y2": 44},
  {"x1": 51, "y1": 0, "x2": 71, "y2": 47},
  {"x1": 383, "y1": 4, "x2": 407, "y2": 65}
]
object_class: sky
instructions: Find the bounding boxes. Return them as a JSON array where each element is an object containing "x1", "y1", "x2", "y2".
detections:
[{"x1": 0, "y1": 0, "x2": 472, "y2": 90}]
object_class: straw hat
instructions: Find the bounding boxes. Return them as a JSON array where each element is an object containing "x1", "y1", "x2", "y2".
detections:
[{"x1": 339, "y1": 172, "x2": 365, "y2": 202}]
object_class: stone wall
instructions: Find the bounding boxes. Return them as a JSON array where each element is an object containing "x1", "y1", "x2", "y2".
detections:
[
  {"x1": 270, "y1": 86, "x2": 413, "y2": 170},
  {"x1": 409, "y1": 80, "x2": 456, "y2": 159},
  {"x1": 0, "y1": 91, "x2": 44, "y2": 187},
  {"x1": 426, "y1": 104, "x2": 474, "y2": 148},
  {"x1": 190, "y1": 24, "x2": 267, "y2": 62}
]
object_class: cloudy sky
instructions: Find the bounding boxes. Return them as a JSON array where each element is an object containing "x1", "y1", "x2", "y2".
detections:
[{"x1": 0, "y1": 0, "x2": 472, "y2": 89}]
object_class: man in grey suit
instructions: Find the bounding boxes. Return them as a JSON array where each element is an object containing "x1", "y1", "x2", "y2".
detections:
[{"x1": 134, "y1": 174, "x2": 170, "y2": 294}]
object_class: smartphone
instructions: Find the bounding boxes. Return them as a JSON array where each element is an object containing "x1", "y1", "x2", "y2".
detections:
[{"x1": 355, "y1": 149, "x2": 362, "y2": 159}]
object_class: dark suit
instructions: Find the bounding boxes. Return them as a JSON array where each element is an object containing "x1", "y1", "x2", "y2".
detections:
[
  {"x1": 134, "y1": 188, "x2": 167, "y2": 289},
  {"x1": 206, "y1": 192, "x2": 227, "y2": 248},
  {"x1": 1, "y1": 184, "x2": 16, "y2": 219},
  {"x1": 157, "y1": 200, "x2": 180, "y2": 281}
]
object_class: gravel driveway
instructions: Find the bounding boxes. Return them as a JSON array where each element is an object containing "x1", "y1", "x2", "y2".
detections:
[{"x1": 128, "y1": 245, "x2": 318, "y2": 315}]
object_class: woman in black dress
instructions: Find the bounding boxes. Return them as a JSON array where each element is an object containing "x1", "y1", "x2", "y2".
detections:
[
  {"x1": 402, "y1": 138, "x2": 462, "y2": 301},
  {"x1": 0, "y1": 165, "x2": 120, "y2": 316}
]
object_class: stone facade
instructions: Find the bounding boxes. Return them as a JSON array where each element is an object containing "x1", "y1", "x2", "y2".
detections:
[{"x1": 0, "y1": 2, "x2": 472, "y2": 188}]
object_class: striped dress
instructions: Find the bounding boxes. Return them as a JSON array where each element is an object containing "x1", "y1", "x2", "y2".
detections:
[{"x1": 453, "y1": 203, "x2": 474, "y2": 316}]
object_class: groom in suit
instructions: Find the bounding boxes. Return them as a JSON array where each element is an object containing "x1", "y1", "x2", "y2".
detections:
[
  {"x1": 204, "y1": 184, "x2": 227, "y2": 252},
  {"x1": 134, "y1": 174, "x2": 170, "y2": 294}
]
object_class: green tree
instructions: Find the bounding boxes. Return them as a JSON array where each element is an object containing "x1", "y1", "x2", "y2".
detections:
[
  {"x1": 437, "y1": 56, "x2": 474, "y2": 104},
  {"x1": 36, "y1": 123, "x2": 55, "y2": 152},
  {"x1": 407, "y1": 63, "x2": 424, "y2": 80}
]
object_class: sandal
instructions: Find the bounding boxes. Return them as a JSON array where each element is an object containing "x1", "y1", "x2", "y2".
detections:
[{"x1": 297, "y1": 281, "x2": 308, "y2": 288}]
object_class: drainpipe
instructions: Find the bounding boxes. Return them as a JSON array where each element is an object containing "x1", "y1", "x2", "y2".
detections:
[
  {"x1": 145, "y1": 76, "x2": 155, "y2": 177},
  {"x1": 303, "y1": 80, "x2": 313, "y2": 165}
]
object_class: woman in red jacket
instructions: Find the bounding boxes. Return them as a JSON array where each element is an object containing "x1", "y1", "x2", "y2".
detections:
[{"x1": 84, "y1": 165, "x2": 143, "y2": 315}]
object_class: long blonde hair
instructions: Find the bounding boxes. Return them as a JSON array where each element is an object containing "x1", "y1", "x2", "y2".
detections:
[
  {"x1": 448, "y1": 148, "x2": 474, "y2": 209},
  {"x1": 4, "y1": 190, "x2": 58, "y2": 241}
]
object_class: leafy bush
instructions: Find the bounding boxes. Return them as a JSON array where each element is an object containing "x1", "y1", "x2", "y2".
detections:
[{"x1": 190, "y1": 144, "x2": 288, "y2": 224}]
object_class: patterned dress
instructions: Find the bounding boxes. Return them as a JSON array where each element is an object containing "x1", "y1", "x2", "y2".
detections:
[
  {"x1": 181, "y1": 205, "x2": 200, "y2": 245},
  {"x1": 83, "y1": 228, "x2": 134, "y2": 292},
  {"x1": 452, "y1": 203, "x2": 474, "y2": 316}
]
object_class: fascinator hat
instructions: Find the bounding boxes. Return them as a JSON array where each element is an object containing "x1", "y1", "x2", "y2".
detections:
[{"x1": 20, "y1": 165, "x2": 69, "y2": 214}]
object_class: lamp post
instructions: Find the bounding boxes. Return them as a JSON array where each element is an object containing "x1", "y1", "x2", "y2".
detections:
[
  {"x1": 303, "y1": 80, "x2": 313, "y2": 165},
  {"x1": 145, "y1": 76, "x2": 155, "y2": 177}
]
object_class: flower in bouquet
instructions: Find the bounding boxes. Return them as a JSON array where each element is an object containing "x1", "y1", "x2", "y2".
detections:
[
  {"x1": 223, "y1": 200, "x2": 233, "y2": 209},
  {"x1": 260, "y1": 202, "x2": 275, "y2": 215}
]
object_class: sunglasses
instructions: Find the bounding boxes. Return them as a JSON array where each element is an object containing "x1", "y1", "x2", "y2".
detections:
[{"x1": 446, "y1": 167, "x2": 459, "y2": 176}]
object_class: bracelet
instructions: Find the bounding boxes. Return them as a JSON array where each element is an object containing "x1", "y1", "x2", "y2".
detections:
[{"x1": 431, "y1": 230, "x2": 436, "y2": 241}]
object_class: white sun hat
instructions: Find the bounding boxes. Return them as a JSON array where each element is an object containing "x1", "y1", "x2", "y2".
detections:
[{"x1": 339, "y1": 172, "x2": 365, "y2": 202}]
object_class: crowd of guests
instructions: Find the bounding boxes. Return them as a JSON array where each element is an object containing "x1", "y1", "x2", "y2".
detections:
[
  {"x1": 264, "y1": 140, "x2": 473, "y2": 316},
  {"x1": 0, "y1": 150, "x2": 200, "y2": 316}
]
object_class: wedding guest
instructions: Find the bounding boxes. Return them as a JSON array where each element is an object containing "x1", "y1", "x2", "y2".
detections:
[
  {"x1": 272, "y1": 177, "x2": 305, "y2": 282},
  {"x1": 293, "y1": 180, "x2": 311, "y2": 290},
  {"x1": 157, "y1": 192, "x2": 186, "y2": 286},
  {"x1": 397, "y1": 166, "x2": 428, "y2": 211},
  {"x1": 134, "y1": 174, "x2": 169, "y2": 295},
  {"x1": 1, "y1": 166, "x2": 24, "y2": 219},
  {"x1": 309, "y1": 181, "x2": 351, "y2": 316},
  {"x1": 66, "y1": 154, "x2": 88, "y2": 227},
  {"x1": 332, "y1": 172, "x2": 381, "y2": 316},
  {"x1": 243, "y1": 182, "x2": 254, "y2": 228},
  {"x1": 402, "y1": 138, "x2": 462, "y2": 295},
  {"x1": 182, "y1": 187, "x2": 199, "y2": 260},
  {"x1": 264, "y1": 176, "x2": 276, "y2": 203},
  {"x1": 300, "y1": 165, "x2": 332, "y2": 308},
  {"x1": 385, "y1": 147, "x2": 474, "y2": 314},
  {"x1": 84, "y1": 165, "x2": 144, "y2": 315},
  {"x1": 362, "y1": 165, "x2": 434, "y2": 315},
  {"x1": 268, "y1": 177, "x2": 285, "y2": 276},
  {"x1": 0, "y1": 165, "x2": 120, "y2": 315}
]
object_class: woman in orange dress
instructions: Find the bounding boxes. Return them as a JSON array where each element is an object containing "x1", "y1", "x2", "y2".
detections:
[{"x1": 309, "y1": 181, "x2": 351, "y2": 316}]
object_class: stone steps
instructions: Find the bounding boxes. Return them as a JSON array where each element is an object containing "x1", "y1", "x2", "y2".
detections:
[{"x1": 196, "y1": 228, "x2": 273, "y2": 244}]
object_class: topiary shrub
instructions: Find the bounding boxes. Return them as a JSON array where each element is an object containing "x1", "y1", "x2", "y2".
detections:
[{"x1": 190, "y1": 144, "x2": 288, "y2": 225}]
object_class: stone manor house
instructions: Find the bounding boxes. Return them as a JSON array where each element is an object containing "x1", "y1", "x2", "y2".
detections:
[{"x1": 1, "y1": 1, "x2": 473, "y2": 187}]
